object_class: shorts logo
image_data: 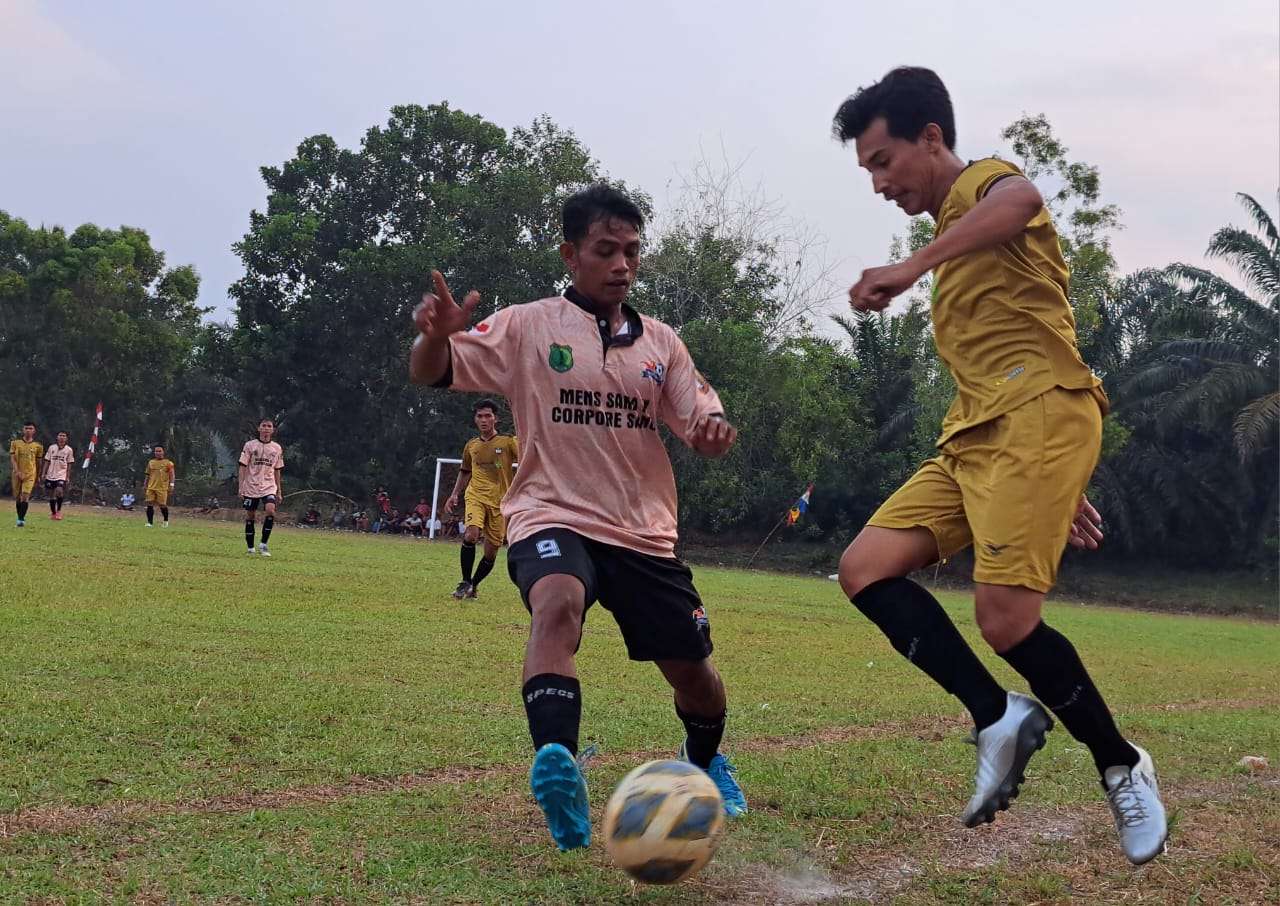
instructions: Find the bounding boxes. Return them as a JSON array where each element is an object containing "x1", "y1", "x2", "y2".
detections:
[
  {"x1": 548, "y1": 344, "x2": 574, "y2": 373},
  {"x1": 641, "y1": 360, "x2": 666, "y2": 385},
  {"x1": 536, "y1": 539, "x2": 562, "y2": 559},
  {"x1": 691, "y1": 605, "x2": 709, "y2": 629},
  {"x1": 994, "y1": 365, "x2": 1025, "y2": 387}
]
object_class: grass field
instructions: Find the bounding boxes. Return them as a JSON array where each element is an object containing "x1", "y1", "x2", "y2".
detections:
[{"x1": 1, "y1": 508, "x2": 1277, "y2": 904}]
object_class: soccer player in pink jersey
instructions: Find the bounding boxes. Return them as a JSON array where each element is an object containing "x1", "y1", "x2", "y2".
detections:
[
  {"x1": 238, "y1": 419, "x2": 284, "y2": 556},
  {"x1": 410, "y1": 184, "x2": 746, "y2": 856},
  {"x1": 42, "y1": 431, "x2": 75, "y2": 520}
]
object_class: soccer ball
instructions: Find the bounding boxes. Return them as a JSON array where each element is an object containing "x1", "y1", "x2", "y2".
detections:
[{"x1": 602, "y1": 759, "x2": 726, "y2": 885}]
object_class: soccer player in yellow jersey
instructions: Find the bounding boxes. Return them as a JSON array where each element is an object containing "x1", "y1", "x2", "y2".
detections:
[
  {"x1": 142, "y1": 446, "x2": 176, "y2": 527},
  {"x1": 444, "y1": 398, "x2": 518, "y2": 599},
  {"x1": 10, "y1": 420, "x2": 44, "y2": 527},
  {"x1": 832, "y1": 67, "x2": 1165, "y2": 865}
]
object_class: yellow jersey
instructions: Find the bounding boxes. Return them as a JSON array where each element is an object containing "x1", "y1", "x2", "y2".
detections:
[
  {"x1": 932, "y1": 158, "x2": 1107, "y2": 446},
  {"x1": 145, "y1": 458, "x2": 175, "y2": 492},
  {"x1": 9, "y1": 439, "x2": 43, "y2": 476},
  {"x1": 462, "y1": 434, "x2": 518, "y2": 506}
]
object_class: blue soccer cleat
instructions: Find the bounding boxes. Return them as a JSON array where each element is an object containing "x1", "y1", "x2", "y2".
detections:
[
  {"x1": 530, "y1": 743, "x2": 591, "y2": 851},
  {"x1": 680, "y1": 740, "x2": 748, "y2": 817}
]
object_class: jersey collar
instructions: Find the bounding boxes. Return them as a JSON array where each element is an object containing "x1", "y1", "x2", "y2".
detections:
[{"x1": 563, "y1": 286, "x2": 643, "y2": 348}]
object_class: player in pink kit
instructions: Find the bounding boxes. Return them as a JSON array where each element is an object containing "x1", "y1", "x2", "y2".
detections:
[
  {"x1": 43, "y1": 431, "x2": 75, "y2": 520},
  {"x1": 239, "y1": 419, "x2": 284, "y2": 557},
  {"x1": 410, "y1": 185, "x2": 746, "y2": 858}
]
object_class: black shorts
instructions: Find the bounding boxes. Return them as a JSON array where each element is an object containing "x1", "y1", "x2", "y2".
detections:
[
  {"x1": 44, "y1": 480, "x2": 66, "y2": 491},
  {"x1": 507, "y1": 528, "x2": 712, "y2": 662},
  {"x1": 242, "y1": 495, "x2": 278, "y2": 511}
]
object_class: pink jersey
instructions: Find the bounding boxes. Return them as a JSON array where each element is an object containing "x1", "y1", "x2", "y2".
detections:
[
  {"x1": 238, "y1": 439, "x2": 284, "y2": 498},
  {"x1": 43, "y1": 444, "x2": 75, "y2": 481},
  {"x1": 446, "y1": 292, "x2": 724, "y2": 557}
]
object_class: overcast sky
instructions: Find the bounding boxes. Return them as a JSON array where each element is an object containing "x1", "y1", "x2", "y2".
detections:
[{"x1": 4, "y1": 0, "x2": 1277, "y2": 327}]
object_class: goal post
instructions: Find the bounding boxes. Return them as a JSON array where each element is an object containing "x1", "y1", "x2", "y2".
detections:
[{"x1": 430, "y1": 458, "x2": 463, "y2": 539}]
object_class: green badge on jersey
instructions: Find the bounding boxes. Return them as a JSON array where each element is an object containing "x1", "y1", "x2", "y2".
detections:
[{"x1": 548, "y1": 344, "x2": 574, "y2": 373}]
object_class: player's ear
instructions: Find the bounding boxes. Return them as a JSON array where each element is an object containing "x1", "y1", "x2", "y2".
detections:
[{"x1": 559, "y1": 241, "x2": 578, "y2": 275}]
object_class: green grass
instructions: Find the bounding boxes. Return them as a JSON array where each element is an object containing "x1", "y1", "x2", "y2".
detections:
[{"x1": 2, "y1": 508, "x2": 1278, "y2": 903}]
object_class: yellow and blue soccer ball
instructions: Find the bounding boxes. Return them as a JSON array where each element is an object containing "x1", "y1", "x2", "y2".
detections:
[{"x1": 602, "y1": 759, "x2": 726, "y2": 884}]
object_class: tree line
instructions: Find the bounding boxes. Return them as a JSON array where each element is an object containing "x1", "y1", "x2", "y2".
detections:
[{"x1": 1, "y1": 103, "x2": 1275, "y2": 569}]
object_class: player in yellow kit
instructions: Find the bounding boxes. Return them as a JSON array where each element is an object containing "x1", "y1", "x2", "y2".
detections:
[
  {"x1": 142, "y1": 446, "x2": 176, "y2": 527},
  {"x1": 444, "y1": 399, "x2": 518, "y2": 599},
  {"x1": 10, "y1": 420, "x2": 44, "y2": 527}
]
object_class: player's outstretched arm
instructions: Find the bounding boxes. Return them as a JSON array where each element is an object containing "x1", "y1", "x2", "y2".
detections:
[
  {"x1": 849, "y1": 177, "x2": 1045, "y2": 313},
  {"x1": 410, "y1": 270, "x2": 481, "y2": 386}
]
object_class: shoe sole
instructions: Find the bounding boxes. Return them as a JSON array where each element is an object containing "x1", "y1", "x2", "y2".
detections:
[
  {"x1": 965, "y1": 707, "x2": 1054, "y2": 828},
  {"x1": 530, "y1": 746, "x2": 590, "y2": 851}
]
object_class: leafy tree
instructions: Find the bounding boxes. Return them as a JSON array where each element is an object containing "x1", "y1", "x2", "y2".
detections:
[
  {"x1": 227, "y1": 105, "x2": 610, "y2": 501},
  {"x1": 0, "y1": 212, "x2": 205, "y2": 479}
]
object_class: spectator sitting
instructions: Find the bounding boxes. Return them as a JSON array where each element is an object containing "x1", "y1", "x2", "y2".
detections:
[
  {"x1": 403, "y1": 511, "x2": 424, "y2": 537},
  {"x1": 386, "y1": 508, "x2": 403, "y2": 534},
  {"x1": 413, "y1": 497, "x2": 431, "y2": 521},
  {"x1": 119, "y1": 492, "x2": 136, "y2": 510},
  {"x1": 302, "y1": 507, "x2": 321, "y2": 527},
  {"x1": 355, "y1": 510, "x2": 370, "y2": 532}
]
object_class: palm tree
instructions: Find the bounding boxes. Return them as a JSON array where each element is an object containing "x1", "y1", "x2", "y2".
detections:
[{"x1": 1121, "y1": 192, "x2": 1279, "y2": 462}]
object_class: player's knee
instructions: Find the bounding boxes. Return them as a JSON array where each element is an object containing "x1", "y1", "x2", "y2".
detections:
[
  {"x1": 838, "y1": 544, "x2": 882, "y2": 599},
  {"x1": 974, "y1": 604, "x2": 1035, "y2": 654},
  {"x1": 464, "y1": 527, "x2": 481, "y2": 544}
]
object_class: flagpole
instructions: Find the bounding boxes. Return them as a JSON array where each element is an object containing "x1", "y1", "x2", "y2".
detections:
[{"x1": 746, "y1": 511, "x2": 791, "y2": 569}]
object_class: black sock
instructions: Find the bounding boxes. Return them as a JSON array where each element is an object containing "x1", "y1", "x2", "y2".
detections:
[
  {"x1": 522, "y1": 673, "x2": 581, "y2": 755},
  {"x1": 261, "y1": 515, "x2": 274, "y2": 544},
  {"x1": 18, "y1": 501, "x2": 28, "y2": 519},
  {"x1": 999, "y1": 621, "x2": 1139, "y2": 776},
  {"x1": 677, "y1": 704, "x2": 726, "y2": 769},
  {"x1": 471, "y1": 556, "x2": 495, "y2": 588},
  {"x1": 460, "y1": 542, "x2": 476, "y2": 582},
  {"x1": 146, "y1": 505, "x2": 155, "y2": 525},
  {"x1": 853, "y1": 577, "x2": 1008, "y2": 730},
  {"x1": 56, "y1": 497, "x2": 63, "y2": 512},
  {"x1": 161, "y1": 507, "x2": 169, "y2": 522},
  {"x1": 245, "y1": 520, "x2": 255, "y2": 548},
  {"x1": 50, "y1": 499, "x2": 58, "y2": 514}
]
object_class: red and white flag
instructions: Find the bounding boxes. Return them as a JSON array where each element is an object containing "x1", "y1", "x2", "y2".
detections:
[{"x1": 81, "y1": 402, "x2": 103, "y2": 469}]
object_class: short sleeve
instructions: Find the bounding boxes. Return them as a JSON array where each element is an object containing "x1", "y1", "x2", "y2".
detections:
[
  {"x1": 511, "y1": 436, "x2": 520, "y2": 463},
  {"x1": 274, "y1": 447, "x2": 285, "y2": 470},
  {"x1": 238, "y1": 442, "x2": 252, "y2": 467},
  {"x1": 44, "y1": 448, "x2": 53, "y2": 461},
  {"x1": 446, "y1": 305, "x2": 523, "y2": 395},
  {"x1": 969, "y1": 158, "x2": 1023, "y2": 204},
  {"x1": 7, "y1": 441, "x2": 14, "y2": 456},
  {"x1": 461, "y1": 439, "x2": 473, "y2": 471},
  {"x1": 659, "y1": 332, "x2": 725, "y2": 446}
]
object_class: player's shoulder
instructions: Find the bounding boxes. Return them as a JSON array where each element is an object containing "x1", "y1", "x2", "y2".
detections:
[
  {"x1": 637, "y1": 312, "x2": 681, "y2": 344},
  {"x1": 956, "y1": 157, "x2": 1024, "y2": 197}
]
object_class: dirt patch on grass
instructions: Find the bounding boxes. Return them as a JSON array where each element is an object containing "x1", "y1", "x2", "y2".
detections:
[{"x1": 2, "y1": 697, "x2": 1273, "y2": 841}]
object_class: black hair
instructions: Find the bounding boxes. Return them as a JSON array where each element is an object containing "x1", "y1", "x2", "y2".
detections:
[
  {"x1": 56, "y1": 430, "x2": 68, "y2": 437},
  {"x1": 562, "y1": 183, "x2": 644, "y2": 244},
  {"x1": 832, "y1": 66, "x2": 956, "y2": 150},
  {"x1": 23, "y1": 420, "x2": 35, "y2": 428},
  {"x1": 259, "y1": 418, "x2": 274, "y2": 425},
  {"x1": 473, "y1": 398, "x2": 498, "y2": 415}
]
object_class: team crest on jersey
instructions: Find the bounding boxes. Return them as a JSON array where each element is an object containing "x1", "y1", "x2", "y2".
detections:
[
  {"x1": 472, "y1": 321, "x2": 492, "y2": 334},
  {"x1": 548, "y1": 344, "x2": 574, "y2": 373},
  {"x1": 641, "y1": 360, "x2": 666, "y2": 385}
]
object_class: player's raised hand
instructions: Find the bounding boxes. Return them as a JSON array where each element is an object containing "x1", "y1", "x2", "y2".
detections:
[
  {"x1": 1067, "y1": 494, "x2": 1104, "y2": 551},
  {"x1": 691, "y1": 414, "x2": 737, "y2": 458},
  {"x1": 849, "y1": 261, "x2": 923, "y2": 313},
  {"x1": 414, "y1": 270, "x2": 481, "y2": 339}
]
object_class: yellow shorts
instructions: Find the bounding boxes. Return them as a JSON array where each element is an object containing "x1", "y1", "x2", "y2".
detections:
[
  {"x1": 464, "y1": 497, "x2": 506, "y2": 548},
  {"x1": 869, "y1": 387, "x2": 1103, "y2": 593},
  {"x1": 11, "y1": 475, "x2": 35, "y2": 497},
  {"x1": 145, "y1": 488, "x2": 169, "y2": 506}
]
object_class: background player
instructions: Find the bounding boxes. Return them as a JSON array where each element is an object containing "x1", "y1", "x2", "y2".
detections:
[
  {"x1": 239, "y1": 419, "x2": 284, "y2": 556},
  {"x1": 142, "y1": 446, "x2": 176, "y2": 527},
  {"x1": 832, "y1": 66, "x2": 1166, "y2": 864},
  {"x1": 42, "y1": 431, "x2": 74, "y2": 520},
  {"x1": 10, "y1": 421, "x2": 43, "y2": 527},
  {"x1": 444, "y1": 398, "x2": 518, "y2": 599},
  {"x1": 410, "y1": 184, "x2": 746, "y2": 852}
]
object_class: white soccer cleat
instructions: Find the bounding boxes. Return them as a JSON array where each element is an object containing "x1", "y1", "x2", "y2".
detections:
[
  {"x1": 245, "y1": 547, "x2": 257, "y2": 555},
  {"x1": 258, "y1": 543, "x2": 271, "y2": 557},
  {"x1": 144, "y1": 522, "x2": 152, "y2": 528},
  {"x1": 1104, "y1": 744, "x2": 1168, "y2": 865},
  {"x1": 961, "y1": 691, "x2": 1054, "y2": 827},
  {"x1": 163, "y1": 521, "x2": 169, "y2": 528}
]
